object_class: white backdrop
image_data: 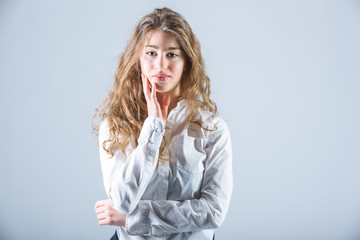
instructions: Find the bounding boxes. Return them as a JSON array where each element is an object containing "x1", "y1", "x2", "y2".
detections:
[{"x1": 0, "y1": 0, "x2": 359, "y2": 239}]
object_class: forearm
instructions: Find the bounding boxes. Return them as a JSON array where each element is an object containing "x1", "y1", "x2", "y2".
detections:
[
  {"x1": 100, "y1": 116, "x2": 165, "y2": 214},
  {"x1": 125, "y1": 192, "x2": 231, "y2": 236},
  {"x1": 107, "y1": 143, "x2": 160, "y2": 214}
]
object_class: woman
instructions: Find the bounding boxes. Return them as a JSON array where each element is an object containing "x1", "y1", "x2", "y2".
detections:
[{"x1": 93, "y1": 7, "x2": 233, "y2": 240}]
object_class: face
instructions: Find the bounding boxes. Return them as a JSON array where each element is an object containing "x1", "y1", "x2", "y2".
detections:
[{"x1": 140, "y1": 29, "x2": 185, "y2": 98}]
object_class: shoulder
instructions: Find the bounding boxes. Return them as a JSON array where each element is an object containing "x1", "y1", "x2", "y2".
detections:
[
  {"x1": 99, "y1": 118, "x2": 109, "y2": 132},
  {"x1": 99, "y1": 118, "x2": 110, "y2": 140},
  {"x1": 192, "y1": 109, "x2": 231, "y2": 147},
  {"x1": 199, "y1": 110, "x2": 229, "y2": 134},
  {"x1": 203, "y1": 114, "x2": 231, "y2": 151}
]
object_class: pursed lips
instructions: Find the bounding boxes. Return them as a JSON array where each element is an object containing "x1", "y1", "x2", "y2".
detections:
[{"x1": 152, "y1": 74, "x2": 170, "y2": 81}]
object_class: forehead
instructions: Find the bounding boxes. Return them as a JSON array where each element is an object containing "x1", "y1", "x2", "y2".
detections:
[{"x1": 143, "y1": 29, "x2": 180, "y2": 48}]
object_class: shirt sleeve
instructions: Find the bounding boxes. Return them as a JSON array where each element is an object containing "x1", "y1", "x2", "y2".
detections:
[
  {"x1": 99, "y1": 116, "x2": 165, "y2": 214},
  {"x1": 125, "y1": 119, "x2": 233, "y2": 236}
]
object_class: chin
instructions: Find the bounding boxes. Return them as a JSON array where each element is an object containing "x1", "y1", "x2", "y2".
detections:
[
  {"x1": 155, "y1": 89, "x2": 169, "y2": 93},
  {"x1": 154, "y1": 84, "x2": 169, "y2": 92}
]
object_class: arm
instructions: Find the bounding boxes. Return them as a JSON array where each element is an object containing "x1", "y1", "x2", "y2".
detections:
[
  {"x1": 125, "y1": 120, "x2": 233, "y2": 235},
  {"x1": 99, "y1": 73, "x2": 170, "y2": 214},
  {"x1": 99, "y1": 116, "x2": 165, "y2": 214}
]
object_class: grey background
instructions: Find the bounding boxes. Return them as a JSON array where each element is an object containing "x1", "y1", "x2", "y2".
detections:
[{"x1": 0, "y1": 0, "x2": 359, "y2": 239}]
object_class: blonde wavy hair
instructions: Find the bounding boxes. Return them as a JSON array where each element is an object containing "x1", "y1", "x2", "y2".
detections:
[{"x1": 92, "y1": 7, "x2": 217, "y2": 158}]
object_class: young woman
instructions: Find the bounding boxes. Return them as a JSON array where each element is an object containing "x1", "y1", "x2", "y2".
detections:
[{"x1": 93, "y1": 8, "x2": 233, "y2": 240}]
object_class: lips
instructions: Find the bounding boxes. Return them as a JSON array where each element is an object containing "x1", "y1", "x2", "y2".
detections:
[{"x1": 152, "y1": 74, "x2": 170, "y2": 81}]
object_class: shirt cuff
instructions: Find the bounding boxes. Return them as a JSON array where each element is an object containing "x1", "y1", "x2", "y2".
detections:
[
  {"x1": 138, "y1": 116, "x2": 165, "y2": 144},
  {"x1": 126, "y1": 200, "x2": 152, "y2": 236}
]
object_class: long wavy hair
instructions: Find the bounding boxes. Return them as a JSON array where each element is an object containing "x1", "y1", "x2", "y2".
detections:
[{"x1": 92, "y1": 7, "x2": 217, "y2": 158}]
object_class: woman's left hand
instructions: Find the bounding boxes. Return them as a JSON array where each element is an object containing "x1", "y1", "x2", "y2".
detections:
[{"x1": 94, "y1": 199, "x2": 126, "y2": 226}]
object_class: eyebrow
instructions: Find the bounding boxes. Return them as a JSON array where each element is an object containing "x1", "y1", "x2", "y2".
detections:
[{"x1": 145, "y1": 45, "x2": 181, "y2": 51}]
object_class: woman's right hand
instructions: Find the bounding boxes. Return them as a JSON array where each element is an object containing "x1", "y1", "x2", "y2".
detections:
[{"x1": 142, "y1": 73, "x2": 170, "y2": 124}]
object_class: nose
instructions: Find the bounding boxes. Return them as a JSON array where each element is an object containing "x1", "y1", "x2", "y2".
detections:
[{"x1": 155, "y1": 54, "x2": 168, "y2": 70}]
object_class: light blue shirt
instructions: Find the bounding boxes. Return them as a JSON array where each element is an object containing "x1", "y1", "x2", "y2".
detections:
[{"x1": 99, "y1": 101, "x2": 233, "y2": 239}]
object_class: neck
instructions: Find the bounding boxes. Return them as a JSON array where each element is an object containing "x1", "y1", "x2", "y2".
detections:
[{"x1": 157, "y1": 93, "x2": 180, "y2": 115}]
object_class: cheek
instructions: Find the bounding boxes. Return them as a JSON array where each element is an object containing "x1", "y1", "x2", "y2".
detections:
[
  {"x1": 173, "y1": 62, "x2": 185, "y2": 76},
  {"x1": 140, "y1": 57, "x2": 152, "y2": 73}
]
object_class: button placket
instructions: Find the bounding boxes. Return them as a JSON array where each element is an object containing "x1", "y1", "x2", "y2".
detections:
[{"x1": 157, "y1": 160, "x2": 169, "y2": 200}]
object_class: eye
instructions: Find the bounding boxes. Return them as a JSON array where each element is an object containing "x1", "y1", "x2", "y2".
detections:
[
  {"x1": 167, "y1": 53, "x2": 179, "y2": 58},
  {"x1": 146, "y1": 51, "x2": 156, "y2": 56}
]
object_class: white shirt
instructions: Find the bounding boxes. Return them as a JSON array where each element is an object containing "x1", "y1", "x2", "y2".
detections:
[{"x1": 99, "y1": 100, "x2": 233, "y2": 240}]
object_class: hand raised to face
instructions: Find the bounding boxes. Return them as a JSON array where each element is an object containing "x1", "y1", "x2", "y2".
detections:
[{"x1": 142, "y1": 73, "x2": 170, "y2": 124}]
